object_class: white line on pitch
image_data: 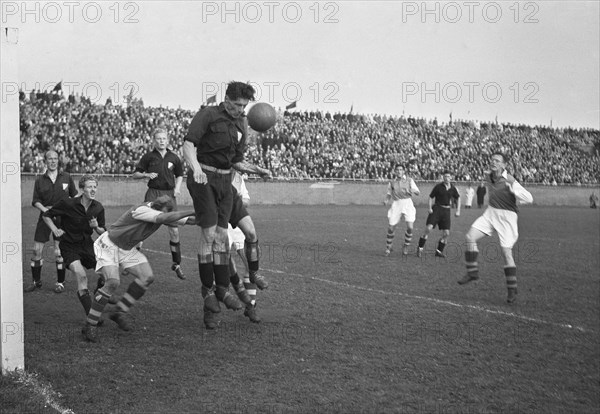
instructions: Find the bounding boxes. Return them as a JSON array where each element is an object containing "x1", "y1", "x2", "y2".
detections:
[
  {"x1": 144, "y1": 248, "x2": 591, "y2": 334},
  {"x1": 15, "y1": 370, "x2": 75, "y2": 414}
]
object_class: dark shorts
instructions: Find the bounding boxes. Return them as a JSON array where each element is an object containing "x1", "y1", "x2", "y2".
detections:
[
  {"x1": 229, "y1": 187, "x2": 249, "y2": 228},
  {"x1": 144, "y1": 188, "x2": 177, "y2": 208},
  {"x1": 34, "y1": 215, "x2": 61, "y2": 243},
  {"x1": 425, "y1": 205, "x2": 452, "y2": 230},
  {"x1": 187, "y1": 170, "x2": 233, "y2": 228},
  {"x1": 59, "y1": 240, "x2": 96, "y2": 269}
]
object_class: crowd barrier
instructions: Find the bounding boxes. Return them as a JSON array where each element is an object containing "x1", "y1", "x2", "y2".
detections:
[{"x1": 19, "y1": 174, "x2": 599, "y2": 208}]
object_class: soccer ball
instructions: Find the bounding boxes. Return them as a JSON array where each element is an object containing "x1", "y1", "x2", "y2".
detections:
[{"x1": 247, "y1": 103, "x2": 277, "y2": 132}]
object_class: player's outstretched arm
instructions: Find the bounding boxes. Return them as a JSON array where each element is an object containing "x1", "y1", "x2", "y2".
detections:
[
  {"x1": 155, "y1": 210, "x2": 195, "y2": 225},
  {"x1": 233, "y1": 161, "x2": 272, "y2": 180}
]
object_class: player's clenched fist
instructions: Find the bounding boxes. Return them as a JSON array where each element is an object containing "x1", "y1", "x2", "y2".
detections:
[{"x1": 193, "y1": 168, "x2": 207, "y2": 185}]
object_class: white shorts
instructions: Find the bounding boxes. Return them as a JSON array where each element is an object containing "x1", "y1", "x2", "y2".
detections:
[
  {"x1": 228, "y1": 224, "x2": 245, "y2": 251},
  {"x1": 387, "y1": 199, "x2": 416, "y2": 225},
  {"x1": 94, "y1": 232, "x2": 149, "y2": 272},
  {"x1": 471, "y1": 206, "x2": 519, "y2": 248}
]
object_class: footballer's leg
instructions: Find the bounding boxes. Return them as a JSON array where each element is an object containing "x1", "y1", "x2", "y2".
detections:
[
  {"x1": 169, "y1": 225, "x2": 185, "y2": 280},
  {"x1": 435, "y1": 229, "x2": 450, "y2": 258},
  {"x1": 238, "y1": 216, "x2": 268, "y2": 290},
  {"x1": 403, "y1": 221, "x2": 414, "y2": 256},
  {"x1": 54, "y1": 241, "x2": 66, "y2": 293},
  {"x1": 385, "y1": 224, "x2": 396, "y2": 256},
  {"x1": 238, "y1": 248, "x2": 260, "y2": 323},
  {"x1": 417, "y1": 224, "x2": 433, "y2": 257},
  {"x1": 84, "y1": 265, "x2": 120, "y2": 342},
  {"x1": 502, "y1": 247, "x2": 518, "y2": 303},
  {"x1": 25, "y1": 241, "x2": 45, "y2": 292},
  {"x1": 213, "y1": 227, "x2": 242, "y2": 311},
  {"x1": 229, "y1": 251, "x2": 251, "y2": 305},
  {"x1": 110, "y1": 261, "x2": 155, "y2": 331},
  {"x1": 459, "y1": 227, "x2": 485, "y2": 285}
]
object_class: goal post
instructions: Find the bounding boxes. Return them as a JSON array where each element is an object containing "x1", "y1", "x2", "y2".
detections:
[{"x1": 0, "y1": 27, "x2": 25, "y2": 374}]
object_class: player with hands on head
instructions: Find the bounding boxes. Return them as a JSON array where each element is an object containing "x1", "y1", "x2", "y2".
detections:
[
  {"x1": 459, "y1": 152, "x2": 533, "y2": 303},
  {"x1": 383, "y1": 165, "x2": 420, "y2": 256}
]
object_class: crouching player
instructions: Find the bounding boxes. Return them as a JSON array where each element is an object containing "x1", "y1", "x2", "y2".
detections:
[{"x1": 82, "y1": 195, "x2": 195, "y2": 342}]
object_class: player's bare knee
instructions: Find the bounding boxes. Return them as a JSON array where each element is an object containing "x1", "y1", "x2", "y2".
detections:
[
  {"x1": 143, "y1": 273, "x2": 155, "y2": 286},
  {"x1": 103, "y1": 277, "x2": 120, "y2": 293}
]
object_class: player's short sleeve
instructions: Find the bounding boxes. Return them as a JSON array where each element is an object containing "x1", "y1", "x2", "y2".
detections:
[
  {"x1": 131, "y1": 205, "x2": 162, "y2": 223},
  {"x1": 429, "y1": 184, "x2": 439, "y2": 199},
  {"x1": 451, "y1": 186, "x2": 460, "y2": 198},
  {"x1": 410, "y1": 179, "x2": 419, "y2": 194},
  {"x1": 173, "y1": 153, "x2": 184, "y2": 178},
  {"x1": 32, "y1": 177, "x2": 42, "y2": 207},
  {"x1": 184, "y1": 109, "x2": 211, "y2": 146},
  {"x1": 67, "y1": 176, "x2": 77, "y2": 197}
]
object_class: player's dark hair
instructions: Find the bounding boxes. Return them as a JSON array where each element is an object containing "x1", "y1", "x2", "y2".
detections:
[
  {"x1": 152, "y1": 195, "x2": 175, "y2": 212},
  {"x1": 492, "y1": 151, "x2": 508, "y2": 163},
  {"x1": 78, "y1": 174, "x2": 98, "y2": 189},
  {"x1": 226, "y1": 81, "x2": 256, "y2": 101}
]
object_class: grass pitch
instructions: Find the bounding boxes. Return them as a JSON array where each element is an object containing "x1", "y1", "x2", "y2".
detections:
[{"x1": 2, "y1": 204, "x2": 599, "y2": 413}]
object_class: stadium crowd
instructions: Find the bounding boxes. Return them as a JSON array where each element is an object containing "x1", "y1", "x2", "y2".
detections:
[{"x1": 19, "y1": 90, "x2": 600, "y2": 184}]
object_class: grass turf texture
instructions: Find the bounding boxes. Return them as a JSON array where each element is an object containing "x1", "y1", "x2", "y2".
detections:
[{"x1": 2, "y1": 205, "x2": 598, "y2": 413}]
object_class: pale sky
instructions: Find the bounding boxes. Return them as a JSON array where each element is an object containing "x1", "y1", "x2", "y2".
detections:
[{"x1": 2, "y1": 0, "x2": 599, "y2": 128}]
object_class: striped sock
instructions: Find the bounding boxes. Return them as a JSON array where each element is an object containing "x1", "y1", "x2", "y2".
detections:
[
  {"x1": 31, "y1": 259, "x2": 42, "y2": 283},
  {"x1": 56, "y1": 256, "x2": 65, "y2": 284},
  {"x1": 87, "y1": 289, "x2": 110, "y2": 326},
  {"x1": 504, "y1": 266, "x2": 517, "y2": 290},
  {"x1": 117, "y1": 279, "x2": 148, "y2": 313},
  {"x1": 404, "y1": 229, "x2": 412, "y2": 247},
  {"x1": 386, "y1": 229, "x2": 395, "y2": 251},
  {"x1": 465, "y1": 250, "x2": 479, "y2": 278},
  {"x1": 170, "y1": 241, "x2": 181, "y2": 265}
]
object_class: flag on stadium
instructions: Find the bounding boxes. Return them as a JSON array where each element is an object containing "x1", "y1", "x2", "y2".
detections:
[
  {"x1": 206, "y1": 95, "x2": 217, "y2": 105},
  {"x1": 350, "y1": 104, "x2": 353, "y2": 114},
  {"x1": 52, "y1": 81, "x2": 62, "y2": 92},
  {"x1": 286, "y1": 101, "x2": 297, "y2": 110},
  {"x1": 449, "y1": 111, "x2": 453, "y2": 122}
]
